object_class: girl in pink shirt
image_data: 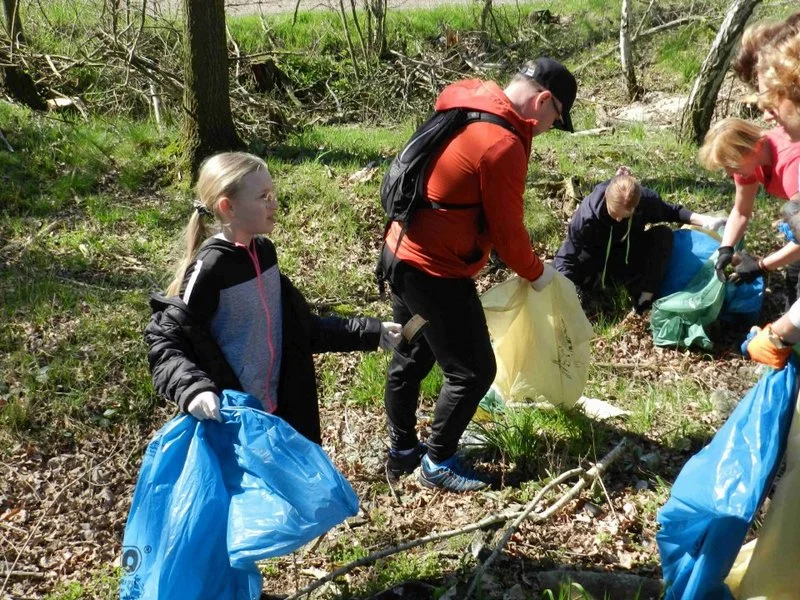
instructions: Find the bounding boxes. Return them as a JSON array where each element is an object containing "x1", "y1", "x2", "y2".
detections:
[{"x1": 699, "y1": 118, "x2": 800, "y2": 282}]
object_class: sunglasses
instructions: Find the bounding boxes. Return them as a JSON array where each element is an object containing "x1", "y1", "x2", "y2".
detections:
[{"x1": 550, "y1": 96, "x2": 564, "y2": 125}]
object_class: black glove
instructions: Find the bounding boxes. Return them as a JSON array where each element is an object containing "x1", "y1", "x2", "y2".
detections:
[
  {"x1": 715, "y1": 246, "x2": 734, "y2": 282},
  {"x1": 730, "y1": 251, "x2": 765, "y2": 284}
]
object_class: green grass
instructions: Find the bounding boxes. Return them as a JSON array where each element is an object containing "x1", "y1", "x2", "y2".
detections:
[
  {"x1": 473, "y1": 405, "x2": 605, "y2": 473},
  {"x1": 2, "y1": 1, "x2": 795, "y2": 594},
  {"x1": 44, "y1": 565, "x2": 120, "y2": 600},
  {"x1": 347, "y1": 353, "x2": 444, "y2": 407},
  {"x1": 655, "y1": 24, "x2": 711, "y2": 85}
]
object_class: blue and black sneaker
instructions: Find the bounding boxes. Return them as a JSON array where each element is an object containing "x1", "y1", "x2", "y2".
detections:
[
  {"x1": 386, "y1": 443, "x2": 427, "y2": 479},
  {"x1": 418, "y1": 454, "x2": 488, "y2": 492}
]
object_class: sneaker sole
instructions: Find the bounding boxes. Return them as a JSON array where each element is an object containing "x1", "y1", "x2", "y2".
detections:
[{"x1": 417, "y1": 472, "x2": 488, "y2": 492}]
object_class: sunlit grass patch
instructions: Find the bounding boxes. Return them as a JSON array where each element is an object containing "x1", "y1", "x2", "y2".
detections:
[{"x1": 473, "y1": 404, "x2": 603, "y2": 469}]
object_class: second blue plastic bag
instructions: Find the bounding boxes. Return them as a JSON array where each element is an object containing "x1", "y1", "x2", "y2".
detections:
[
  {"x1": 660, "y1": 228, "x2": 763, "y2": 324},
  {"x1": 656, "y1": 357, "x2": 798, "y2": 600},
  {"x1": 120, "y1": 390, "x2": 359, "y2": 600}
]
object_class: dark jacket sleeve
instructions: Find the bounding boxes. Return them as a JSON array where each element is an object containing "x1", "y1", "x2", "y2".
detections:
[
  {"x1": 280, "y1": 275, "x2": 382, "y2": 353},
  {"x1": 144, "y1": 308, "x2": 220, "y2": 412},
  {"x1": 554, "y1": 202, "x2": 606, "y2": 284},
  {"x1": 640, "y1": 187, "x2": 693, "y2": 224}
]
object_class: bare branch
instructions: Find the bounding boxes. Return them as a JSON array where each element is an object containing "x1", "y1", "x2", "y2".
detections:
[
  {"x1": 464, "y1": 439, "x2": 629, "y2": 598},
  {"x1": 284, "y1": 439, "x2": 629, "y2": 600}
]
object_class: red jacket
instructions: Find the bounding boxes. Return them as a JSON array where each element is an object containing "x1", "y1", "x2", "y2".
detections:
[{"x1": 385, "y1": 80, "x2": 544, "y2": 280}]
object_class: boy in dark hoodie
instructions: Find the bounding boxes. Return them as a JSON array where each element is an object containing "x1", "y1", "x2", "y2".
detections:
[{"x1": 554, "y1": 167, "x2": 725, "y2": 314}]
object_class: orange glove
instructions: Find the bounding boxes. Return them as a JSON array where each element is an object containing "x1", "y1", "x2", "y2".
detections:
[{"x1": 743, "y1": 325, "x2": 792, "y2": 369}]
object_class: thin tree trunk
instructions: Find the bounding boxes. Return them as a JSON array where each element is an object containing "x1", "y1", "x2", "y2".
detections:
[
  {"x1": 2, "y1": 0, "x2": 22, "y2": 44},
  {"x1": 480, "y1": 0, "x2": 492, "y2": 32},
  {"x1": 1, "y1": 0, "x2": 47, "y2": 111},
  {"x1": 619, "y1": 0, "x2": 641, "y2": 100},
  {"x1": 679, "y1": 0, "x2": 761, "y2": 143},
  {"x1": 336, "y1": 0, "x2": 361, "y2": 81},
  {"x1": 181, "y1": 0, "x2": 243, "y2": 179}
]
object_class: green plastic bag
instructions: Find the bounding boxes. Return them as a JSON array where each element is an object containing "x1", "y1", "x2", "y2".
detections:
[{"x1": 650, "y1": 251, "x2": 725, "y2": 349}]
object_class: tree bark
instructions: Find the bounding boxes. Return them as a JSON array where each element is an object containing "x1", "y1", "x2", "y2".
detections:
[
  {"x1": 2, "y1": 0, "x2": 22, "y2": 44},
  {"x1": 678, "y1": 0, "x2": 761, "y2": 143},
  {"x1": 1, "y1": 0, "x2": 47, "y2": 111},
  {"x1": 181, "y1": 0, "x2": 242, "y2": 179},
  {"x1": 619, "y1": 0, "x2": 641, "y2": 100}
]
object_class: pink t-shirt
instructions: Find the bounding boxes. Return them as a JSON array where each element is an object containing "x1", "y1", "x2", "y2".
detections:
[{"x1": 734, "y1": 127, "x2": 800, "y2": 199}]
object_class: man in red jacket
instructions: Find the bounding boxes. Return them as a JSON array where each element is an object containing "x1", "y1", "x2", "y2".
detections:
[{"x1": 381, "y1": 57, "x2": 577, "y2": 491}]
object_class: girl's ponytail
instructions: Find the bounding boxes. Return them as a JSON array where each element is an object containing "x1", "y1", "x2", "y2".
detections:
[
  {"x1": 166, "y1": 210, "x2": 210, "y2": 297},
  {"x1": 164, "y1": 151, "x2": 269, "y2": 297}
]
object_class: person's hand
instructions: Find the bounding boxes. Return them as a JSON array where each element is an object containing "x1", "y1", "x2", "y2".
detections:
[
  {"x1": 701, "y1": 215, "x2": 727, "y2": 232},
  {"x1": 730, "y1": 251, "x2": 765, "y2": 284},
  {"x1": 741, "y1": 325, "x2": 792, "y2": 369},
  {"x1": 530, "y1": 263, "x2": 556, "y2": 292},
  {"x1": 779, "y1": 200, "x2": 800, "y2": 242},
  {"x1": 715, "y1": 246, "x2": 734, "y2": 282},
  {"x1": 380, "y1": 322, "x2": 402, "y2": 350},
  {"x1": 615, "y1": 165, "x2": 632, "y2": 177},
  {"x1": 187, "y1": 391, "x2": 222, "y2": 421}
]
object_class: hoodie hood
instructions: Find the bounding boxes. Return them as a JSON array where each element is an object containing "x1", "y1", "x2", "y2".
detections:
[{"x1": 434, "y1": 80, "x2": 535, "y2": 155}]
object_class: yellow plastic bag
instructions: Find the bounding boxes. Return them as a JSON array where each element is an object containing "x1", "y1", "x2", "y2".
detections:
[
  {"x1": 479, "y1": 273, "x2": 593, "y2": 409},
  {"x1": 725, "y1": 390, "x2": 800, "y2": 600}
]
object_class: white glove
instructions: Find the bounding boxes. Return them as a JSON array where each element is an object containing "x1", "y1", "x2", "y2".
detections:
[
  {"x1": 530, "y1": 263, "x2": 556, "y2": 292},
  {"x1": 702, "y1": 215, "x2": 727, "y2": 232},
  {"x1": 187, "y1": 391, "x2": 222, "y2": 422},
  {"x1": 616, "y1": 165, "x2": 633, "y2": 177},
  {"x1": 379, "y1": 322, "x2": 402, "y2": 350}
]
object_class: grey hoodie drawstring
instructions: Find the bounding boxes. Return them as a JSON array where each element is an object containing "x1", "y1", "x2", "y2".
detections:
[
  {"x1": 624, "y1": 216, "x2": 632, "y2": 265},
  {"x1": 601, "y1": 229, "x2": 613, "y2": 288}
]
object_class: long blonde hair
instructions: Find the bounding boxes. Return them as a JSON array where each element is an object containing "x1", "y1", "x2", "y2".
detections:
[
  {"x1": 698, "y1": 118, "x2": 763, "y2": 172},
  {"x1": 166, "y1": 152, "x2": 270, "y2": 296}
]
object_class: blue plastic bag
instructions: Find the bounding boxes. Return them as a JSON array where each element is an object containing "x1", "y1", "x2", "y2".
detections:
[
  {"x1": 656, "y1": 357, "x2": 798, "y2": 600},
  {"x1": 660, "y1": 228, "x2": 763, "y2": 324},
  {"x1": 120, "y1": 390, "x2": 359, "y2": 600}
]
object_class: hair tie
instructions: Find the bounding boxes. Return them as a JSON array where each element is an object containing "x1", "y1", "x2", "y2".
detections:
[{"x1": 193, "y1": 200, "x2": 213, "y2": 218}]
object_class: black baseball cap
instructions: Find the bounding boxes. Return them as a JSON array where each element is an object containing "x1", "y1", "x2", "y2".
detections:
[{"x1": 519, "y1": 57, "x2": 577, "y2": 133}]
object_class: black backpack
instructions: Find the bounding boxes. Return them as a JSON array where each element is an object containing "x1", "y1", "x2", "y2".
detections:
[{"x1": 376, "y1": 109, "x2": 517, "y2": 292}]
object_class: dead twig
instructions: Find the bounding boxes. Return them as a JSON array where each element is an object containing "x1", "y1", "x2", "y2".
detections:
[
  {"x1": 0, "y1": 129, "x2": 14, "y2": 152},
  {"x1": 0, "y1": 438, "x2": 123, "y2": 596},
  {"x1": 283, "y1": 440, "x2": 628, "y2": 600},
  {"x1": 463, "y1": 439, "x2": 628, "y2": 598},
  {"x1": 282, "y1": 509, "x2": 519, "y2": 599}
]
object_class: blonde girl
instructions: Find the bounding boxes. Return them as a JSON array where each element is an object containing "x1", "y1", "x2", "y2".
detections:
[
  {"x1": 145, "y1": 152, "x2": 400, "y2": 442},
  {"x1": 698, "y1": 118, "x2": 800, "y2": 282}
]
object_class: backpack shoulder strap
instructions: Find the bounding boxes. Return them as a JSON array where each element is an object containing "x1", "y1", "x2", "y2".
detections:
[
  {"x1": 463, "y1": 111, "x2": 518, "y2": 136},
  {"x1": 424, "y1": 110, "x2": 519, "y2": 211}
]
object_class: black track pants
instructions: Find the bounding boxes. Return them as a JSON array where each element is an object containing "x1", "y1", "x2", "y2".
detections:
[{"x1": 382, "y1": 256, "x2": 496, "y2": 463}]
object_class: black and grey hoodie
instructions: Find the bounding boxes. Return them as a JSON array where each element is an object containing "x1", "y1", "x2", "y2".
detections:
[{"x1": 145, "y1": 235, "x2": 381, "y2": 443}]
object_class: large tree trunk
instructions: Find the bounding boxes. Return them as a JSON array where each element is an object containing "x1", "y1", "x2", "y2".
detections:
[
  {"x1": 1, "y1": 0, "x2": 47, "y2": 111},
  {"x1": 181, "y1": 0, "x2": 242, "y2": 179},
  {"x1": 678, "y1": 0, "x2": 761, "y2": 143},
  {"x1": 619, "y1": 0, "x2": 641, "y2": 100}
]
